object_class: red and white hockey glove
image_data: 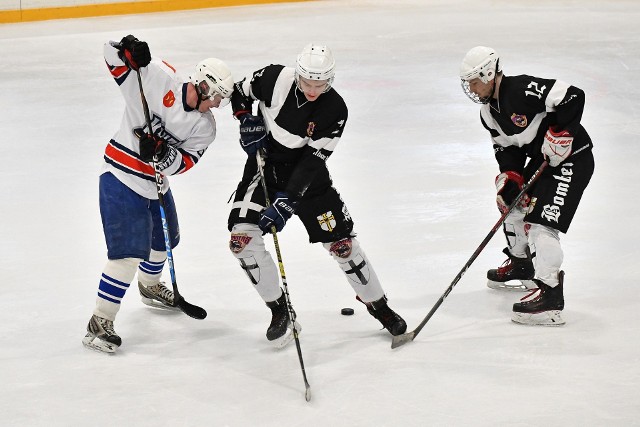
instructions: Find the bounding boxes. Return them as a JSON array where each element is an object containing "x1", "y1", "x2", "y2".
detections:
[
  {"x1": 542, "y1": 127, "x2": 573, "y2": 167},
  {"x1": 495, "y1": 171, "x2": 530, "y2": 214}
]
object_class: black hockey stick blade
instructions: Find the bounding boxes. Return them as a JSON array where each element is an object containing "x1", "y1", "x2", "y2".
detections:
[
  {"x1": 391, "y1": 331, "x2": 416, "y2": 349},
  {"x1": 175, "y1": 295, "x2": 207, "y2": 320}
]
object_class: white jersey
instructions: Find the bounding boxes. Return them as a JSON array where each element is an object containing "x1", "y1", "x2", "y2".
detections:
[{"x1": 102, "y1": 41, "x2": 216, "y2": 199}]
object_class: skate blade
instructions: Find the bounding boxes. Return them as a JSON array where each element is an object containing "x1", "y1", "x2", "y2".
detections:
[
  {"x1": 82, "y1": 333, "x2": 118, "y2": 354},
  {"x1": 140, "y1": 296, "x2": 181, "y2": 312},
  {"x1": 511, "y1": 310, "x2": 565, "y2": 326},
  {"x1": 487, "y1": 279, "x2": 537, "y2": 291},
  {"x1": 269, "y1": 321, "x2": 301, "y2": 349}
]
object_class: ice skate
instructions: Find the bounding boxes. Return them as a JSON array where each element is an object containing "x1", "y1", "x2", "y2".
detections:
[
  {"x1": 82, "y1": 314, "x2": 121, "y2": 354},
  {"x1": 358, "y1": 295, "x2": 407, "y2": 336},
  {"x1": 487, "y1": 247, "x2": 537, "y2": 291},
  {"x1": 512, "y1": 271, "x2": 565, "y2": 326},
  {"x1": 266, "y1": 292, "x2": 301, "y2": 349},
  {"x1": 138, "y1": 281, "x2": 179, "y2": 311}
]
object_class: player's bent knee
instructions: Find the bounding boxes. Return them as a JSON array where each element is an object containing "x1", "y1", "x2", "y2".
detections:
[
  {"x1": 324, "y1": 237, "x2": 360, "y2": 260},
  {"x1": 229, "y1": 223, "x2": 265, "y2": 258}
]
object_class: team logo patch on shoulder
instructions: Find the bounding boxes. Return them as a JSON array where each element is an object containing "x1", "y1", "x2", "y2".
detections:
[
  {"x1": 163, "y1": 90, "x2": 175, "y2": 107},
  {"x1": 317, "y1": 211, "x2": 336, "y2": 232},
  {"x1": 307, "y1": 122, "x2": 316, "y2": 137},
  {"x1": 230, "y1": 233, "x2": 252, "y2": 254},
  {"x1": 511, "y1": 113, "x2": 527, "y2": 127}
]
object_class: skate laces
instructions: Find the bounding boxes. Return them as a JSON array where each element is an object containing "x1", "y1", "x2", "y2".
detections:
[
  {"x1": 103, "y1": 320, "x2": 116, "y2": 335},
  {"x1": 94, "y1": 316, "x2": 116, "y2": 336},
  {"x1": 149, "y1": 282, "x2": 174, "y2": 303},
  {"x1": 497, "y1": 258, "x2": 514, "y2": 275},
  {"x1": 520, "y1": 288, "x2": 541, "y2": 302}
]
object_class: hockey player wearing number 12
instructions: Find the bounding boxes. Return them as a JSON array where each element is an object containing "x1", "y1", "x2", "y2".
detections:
[
  {"x1": 227, "y1": 44, "x2": 407, "y2": 348},
  {"x1": 459, "y1": 46, "x2": 595, "y2": 326},
  {"x1": 82, "y1": 35, "x2": 234, "y2": 353}
]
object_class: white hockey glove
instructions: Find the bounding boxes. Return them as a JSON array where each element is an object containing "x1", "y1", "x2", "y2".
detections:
[
  {"x1": 495, "y1": 171, "x2": 530, "y2": 214},
  {"x1": 542, "y1": 128, "x2": 573, "y2": 167}
]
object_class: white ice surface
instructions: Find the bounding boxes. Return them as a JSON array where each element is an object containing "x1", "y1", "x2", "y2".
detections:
[{"x1": 1, "y1": 1, "x2": 639, "y2": 426}]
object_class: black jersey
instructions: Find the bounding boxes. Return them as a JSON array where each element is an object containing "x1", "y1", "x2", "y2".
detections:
[
  {"x1": 480, "y1": 74, "x2": 592, "y2": 173},
  {"x1": 232, "y1": 64, "x2": 348, "y2": 199}
]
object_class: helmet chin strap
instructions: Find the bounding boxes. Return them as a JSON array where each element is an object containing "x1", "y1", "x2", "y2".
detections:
[
  {"x1": 194, "y1": 85, "x2": 204, "y2": 110},
  {"x1": 488, "y1": 78, "x2": 497, "y2": 101},
  {"x1": 487, "y1": 58, "x2": 500, "y2": 103}
]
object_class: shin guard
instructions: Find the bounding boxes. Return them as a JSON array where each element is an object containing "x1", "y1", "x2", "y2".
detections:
[{"x1": 324, "y1": 237, "x2": 385, "y2": 303}]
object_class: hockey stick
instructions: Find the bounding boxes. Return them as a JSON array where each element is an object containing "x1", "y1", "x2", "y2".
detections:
[
  {"x1": 256, "y1": 150, "x2": 311, "y2": 402},
  {"x1": 391, "y1": 161, "x2": 548, "y2": 349},
  {"x1": 134, "y1": 68, "x2": 207, "y2": 320}
]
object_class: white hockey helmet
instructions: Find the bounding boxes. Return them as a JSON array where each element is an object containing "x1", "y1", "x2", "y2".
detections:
[
  {"x1": 190, "y1": 58, "x2": 234, "y2": 100},
  {"x1": 460, "y1": 46, "x2": 501, "y2": 104},
  {"x1": 459, "y1": 46, "x2": 501, "y2": 83},
  {"x1": 295, "y1": 44, "x2": 336, "y2": 92}
]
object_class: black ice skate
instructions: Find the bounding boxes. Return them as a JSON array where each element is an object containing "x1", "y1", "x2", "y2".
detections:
[
  {"x1": 138, "y1": 281, "x2": 179, "y2": 311},
  {"x1": 358, "y1": 295, "x2": 407, "y2": 336},
  {"x1": 512, "y1": 271, "x2": 565, "y2": 326},
  {"x1": 82, "y1": 314, "x2": 121, "y2": 354},
  {"x1": 266, "y1": 292, "x2": 301, "y2": 349},
  {"x1": 487, "y1": 247, "x2": 537, "y2": 291}
]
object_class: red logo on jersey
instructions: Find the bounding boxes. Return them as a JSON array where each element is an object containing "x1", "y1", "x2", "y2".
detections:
[
  {"x1": 163, "y1": 91, "x2": 175, "y2": 107},
  {"x1": 511, "y1": 113, "x2": 527, "y2": 127},
  {"x1": 307, "y1": 121, "x2": 316, "y2": 137}
]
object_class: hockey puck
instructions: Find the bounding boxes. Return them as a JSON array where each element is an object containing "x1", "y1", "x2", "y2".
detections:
[{"x1": 341, "y1": 307, "x2": 355, "y2": 316}]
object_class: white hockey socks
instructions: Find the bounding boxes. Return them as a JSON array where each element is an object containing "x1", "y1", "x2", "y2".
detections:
[
  {"x1": 324, "y1": 237, "x2": 385, "y2": 303},
  {"x1": 230, "y1": 224, "x2": 281, "y2": 302},
  {"x1": 138, "y1": 249, "x2": 166, "y2": 287},
  {"x1": 503, "y1": 208, "x2": 529, "y2": 258},
  {"x1": 94, "y1": 257, "x2": 141, "y2": 321},
  {"x1": 528, "y1": 224, "x2": 563, "y2": 287}
]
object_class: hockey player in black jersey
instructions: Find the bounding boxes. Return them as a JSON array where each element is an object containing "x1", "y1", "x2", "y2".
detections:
[
  {"x1": 459, "y1": 46, "x2": 594, "y2": 325},
  {"x1": 227, "y1": 44, "x2": 406, "y2": 347}
]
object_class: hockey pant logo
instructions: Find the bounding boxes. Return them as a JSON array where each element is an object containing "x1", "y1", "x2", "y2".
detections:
[
  {"x1": 541, "y1": 163, "x2": 573, "y2": 224},
  {"x1": 318, "y1": 211, "x2": 337, "y2": 232}
]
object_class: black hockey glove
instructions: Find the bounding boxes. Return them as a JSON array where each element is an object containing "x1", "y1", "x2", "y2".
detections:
[
  {"x1": 238, "y1": 113, "x2": 267, "y2": 156},
  {"x1": 118, "y1": 35, "x2": 151, "y2": 70},
  {"x1": 140, "y1": 133, "x2": 170, "y2": 163},
  {"x1": 495, "y1": 171, "x2": 530, "y2": 214},
  {"x1": 231, "y1": 79, "x2": 253, "y2": 117},
  {"x1": 258, "y1": 192, "x2": 298, "y2": 233}
]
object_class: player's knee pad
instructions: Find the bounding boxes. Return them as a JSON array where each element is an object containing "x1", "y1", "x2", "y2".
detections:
[
  {"x1": 229, "y1": 224, "x2": 267, "y2": 283},
  {"x1": 229, "y1": 225, "x2": 280, "y2": 300},
  {"x1": 528, "y1": 224, "x2": 563, "y2": 285},
  {"x1": 503, "y1": 208, "x2": 528, "y2": 257},
  {"x1": 324, "y1": 237, "x2": 371, "y2": 286},
  {"x1": 324, "y1": 237, "x2": 385, "y2": 301}
]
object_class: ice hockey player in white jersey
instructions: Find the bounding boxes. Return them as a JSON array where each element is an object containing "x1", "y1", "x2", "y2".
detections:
[
  {"x1": 227, "y1": 44, "x2": 406, "y2": 348},
  {"x1": 459, "y1": 46, "x2": 594, "y2": 326},
  {"x1": 82, "y1": 35, "x2": 233, "y2": 353}
]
